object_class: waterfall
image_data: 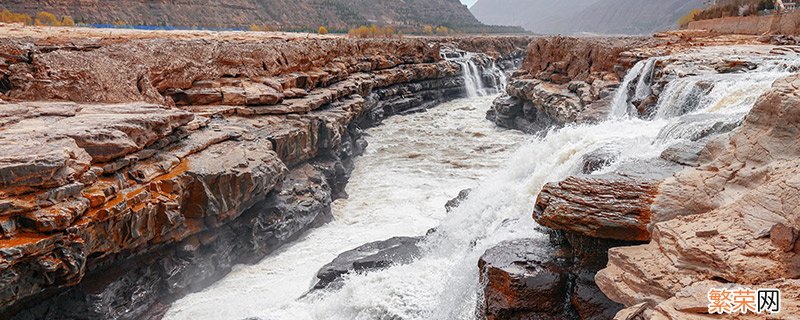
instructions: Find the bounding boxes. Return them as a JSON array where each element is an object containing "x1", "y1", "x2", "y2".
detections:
[
  {"x1": 634, "y1": 58, "x2": 657, "y2": 101},
  {"x1": 611, "y1": 48, "x2": 800, "y2": 120},
  {"x1": 461, "y1": 58, "x2": 484, "y2": 98},
  {"x1": 653, "y1": 71, "x2": 791, "y2": 119},
  {"x1": 443, "y1": 51, "x2": 507, "y2": 98},
  {"x1": 608, "y1": 58, "x2": 654, "y2": 118},
  {"x1": 166, "y1": 45, "x2": 800, "y2": 320}
]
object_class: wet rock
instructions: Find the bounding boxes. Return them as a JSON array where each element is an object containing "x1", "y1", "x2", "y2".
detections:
[
  {"x1": 486, "y1": 93, "x2": 558, "y2": 134},
  {"x1": 534, "y1": 158, "x2": 683, "y2": 241},
  {"x1": 713, "y1": 60, "x2": 758, "y2": 73},
  {"x1": 445, "y1": 188, "x2": 472, "y2": 213},
  {"x1": 580, "y1": 148, "x2": 619, "y2": 174},
  {"x1": 572, "y1": 271, "x2": 624, "y2": 320},
  {"x1": 479, "y1": 233, "x2": 627, "y2": 320},
  {"x1": 655, "y1": 113, "x2": 742, "y2": 142},
  {"x1": 479, "y1": 238, "x2": 573, "y2": 320},
  {"x1": 314, "y1": 236, "x2": 422, "y2": 290},
  {"x1": 659, "y1": 140, "x2": 704, "y2": 167}
]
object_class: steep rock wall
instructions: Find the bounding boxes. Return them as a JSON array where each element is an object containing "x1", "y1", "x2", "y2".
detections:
[{"x1": 487, "y1": 36, "x2": 658, "y2": 133}]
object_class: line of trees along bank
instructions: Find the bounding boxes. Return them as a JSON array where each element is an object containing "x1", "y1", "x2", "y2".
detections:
[{"x1": 0, "y1": 9, "x2": 74, "y2": 26}]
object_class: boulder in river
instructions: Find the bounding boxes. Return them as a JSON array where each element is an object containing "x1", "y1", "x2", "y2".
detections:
[
  {"x1": 478, "y1": 237, "x2": 574, "y2": 320},
  {"x1": 314, "y1": 236, "x2": 422, "y2": 289},
  {"x1": 445, "y1": 188, "x2": 472, "y2": 213}
]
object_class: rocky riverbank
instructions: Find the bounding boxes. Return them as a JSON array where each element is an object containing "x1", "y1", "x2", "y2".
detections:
[
  {"x1": 481, "y1": 31, "x2": 800, "y2": 319},
  {"x1": 0, "y1": 25, "x2": 529, "y2": 319},
  {"x1": 486, "y1": 31, "x2": 773, "y2": 133}
]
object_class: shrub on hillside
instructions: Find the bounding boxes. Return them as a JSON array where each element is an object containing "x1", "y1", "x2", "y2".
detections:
[
  {"x1": 35, "y1": 11, "x2": 61, "y2": 26},
  {"x1": 0, "y1": 9, "x2": 33, "y2": 25},
  {"x1": 318, "y1": 26, "x2": 329, "y2": 35},
  {"x1": 678, "y1": 8, "x2": 703, "y2": 28},
  {"x1": 61, "y1": 16, "x2": 75, "y2": 26},
  {"x1": 249, "y1": 24, "x2": 275, "y2": 32},
  {"x1": 435, "y1": 26, "x2": 451, "y2": 36},
  {"x1": 693, "y1": 0, "x2": 777, "y2": 22}
]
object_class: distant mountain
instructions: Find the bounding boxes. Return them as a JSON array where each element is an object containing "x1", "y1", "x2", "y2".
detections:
[
  {"x1": 470, "y1": 0, "x2": 600, "y2": 34},
  {"x1": 562, "y1": 0, "x2": 706, "y2": 34},
  {"x1": 471, "y1": 0, "x2": 706, "y2": 34},
  {"x1": 1, "y1": 0, "x2": 509, "y2": 32}
]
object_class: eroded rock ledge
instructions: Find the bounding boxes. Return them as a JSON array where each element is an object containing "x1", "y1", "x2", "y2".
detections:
[{"x1": 0, "y1": 32, "x2": 529, "y2": 319}]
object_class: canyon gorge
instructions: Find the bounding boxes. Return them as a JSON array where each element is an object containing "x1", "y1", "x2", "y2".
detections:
[{"x1": 0, "y1": 13, "x2": 799, "y2": 320}]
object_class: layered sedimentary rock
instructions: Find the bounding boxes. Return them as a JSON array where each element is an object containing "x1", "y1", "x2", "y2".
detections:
[
  {"x1": 487, "y1": 32, "x2": 769, "y2": 133},
  {"x1": 0, "y1": 28, "x2": 529, "y2": 319},
  {"x1": 596, "y1": 75, "x2": 800, "y2": 319},
  {"x1": 487, "y1": 36, "x2": 656, "y2": 133}
]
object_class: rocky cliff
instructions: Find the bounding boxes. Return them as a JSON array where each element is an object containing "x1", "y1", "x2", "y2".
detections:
[
  {"x1": 1, "y1": 0, "x2": 495, "y2": 32},
  {"x1": 0, "y1": 25, "x2": 530, "y2": 319}
]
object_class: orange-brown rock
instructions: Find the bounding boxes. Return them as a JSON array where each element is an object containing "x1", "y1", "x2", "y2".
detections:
[
  {"x1": 533, "y1": 158, "x2": 686, "y2": 242},
  {"x1": 521, "y1": 37, "x2": 655, "y2": 85},
  {"x1": 479, "y1": 238, "x2": 573, "y2": 320},
  {"x1": 487, "y1": 36, "x2": 651, "y2": 133},
  {"x1": 489, "y1": 32, "x2": 775, "y2": 133},
  {"x1": 0, "y1": 26, "x2": 531, "y2": 318},
  {"x1": 479, "y1": 234, "x2": 627, "y2": 320},
  {"x1": 596, "y1": 75, "x2": 800, "y2": 319}
]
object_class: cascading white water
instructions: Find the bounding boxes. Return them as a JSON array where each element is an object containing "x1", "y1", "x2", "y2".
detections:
[
  {"x1": 634, "y1": 58, "x2": 658, "y2": 102},
  {"x1": 166, "y1": 45, "x2": 800, "y2": 320},
  {"x1": 611, "y1": 45, "x2": 800, "y2": 120},
  {"x1": 444, "y1": 51, "x2": 506, "y2": 98},
  {"x1": 608, "y1": 58, "x2": 650, "y2": 118}
]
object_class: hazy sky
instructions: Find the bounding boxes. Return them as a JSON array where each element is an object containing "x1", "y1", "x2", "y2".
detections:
[{"x1": 461, "y1": 0, "x2": 478, "y2": 7}]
